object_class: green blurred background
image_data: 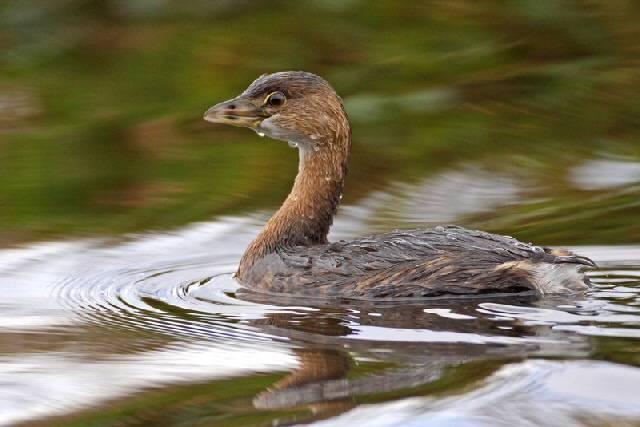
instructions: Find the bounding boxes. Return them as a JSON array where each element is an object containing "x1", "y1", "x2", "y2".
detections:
[{"x1": 1, "y1": 0, "x2": 639, "y2": 245}]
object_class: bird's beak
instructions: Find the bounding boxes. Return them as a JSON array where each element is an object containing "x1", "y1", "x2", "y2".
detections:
[{"x1": 203, "y1": 98, "x2": 267, "y2": 128}]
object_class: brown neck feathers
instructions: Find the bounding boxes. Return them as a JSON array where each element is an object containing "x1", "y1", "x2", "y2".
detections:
[{"x1": 237, "y1": 128, "x2": 350, "y2": 279}]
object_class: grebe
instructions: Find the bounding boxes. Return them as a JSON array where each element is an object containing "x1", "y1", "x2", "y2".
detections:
[{"x1": 204, "y1": 71, "x2": 594, "y2": 299}]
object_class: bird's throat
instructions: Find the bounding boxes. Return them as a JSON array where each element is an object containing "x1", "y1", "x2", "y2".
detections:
[{"x1": 237, "y1": 132, "x2": 350, "y2": 279}]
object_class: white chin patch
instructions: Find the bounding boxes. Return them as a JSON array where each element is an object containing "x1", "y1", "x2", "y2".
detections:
[
  {"x1": 257, "y1": 117, "x2": 287, "y2": 141},
  {"x1": 258, "y1": 117, "x2": 312, "y2": 150}
]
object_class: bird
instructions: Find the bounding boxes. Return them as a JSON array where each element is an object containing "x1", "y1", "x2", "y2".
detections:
[{"x1": 203, "y1": 71, "x2": 595, "y2": 300}]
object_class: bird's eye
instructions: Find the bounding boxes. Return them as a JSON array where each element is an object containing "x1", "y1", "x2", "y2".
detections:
[{"x1": 266, "y1": 92, "x2": 286, "y2": 107}]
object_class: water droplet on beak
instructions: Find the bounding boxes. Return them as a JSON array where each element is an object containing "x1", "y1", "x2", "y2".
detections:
[{"x1": 257, "y1": 132, "x2": 265, "y2": 137}]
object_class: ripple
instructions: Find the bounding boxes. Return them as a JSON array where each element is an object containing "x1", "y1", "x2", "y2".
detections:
[
  {"x1": 1, "y1": 224, "x2": 640, "y2": 425},
  {"x1": 43, "y1": 244, "x2": 640, "y2": 348},
  {"x1": 478, "y1": 301, "x2": 640, "y2": 325},
  {"x1": 310, "y1": 360, "x2": 640, "y2": 427}
]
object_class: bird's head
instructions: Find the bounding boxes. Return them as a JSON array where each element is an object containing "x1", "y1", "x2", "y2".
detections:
[{"x1": 204, "y1": 71, "x2": 349, "y2": 151}]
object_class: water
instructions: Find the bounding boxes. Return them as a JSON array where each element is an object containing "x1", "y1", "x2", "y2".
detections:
[
  {"x1": 1, "y1": 211, "x2": 639, "y2": 426},
  {"x1": 2, "y1": 1, "x2": 640, "y2": 425}
]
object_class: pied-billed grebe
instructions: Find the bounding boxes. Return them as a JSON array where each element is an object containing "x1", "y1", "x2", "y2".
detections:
[{"x1": 204, "y1": 71, "x2": 594, "y2": 299}]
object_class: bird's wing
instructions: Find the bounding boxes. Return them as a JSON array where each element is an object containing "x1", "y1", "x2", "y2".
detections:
[{"x1": 249, "y1": 226, "x2": 594, "y2": 299}]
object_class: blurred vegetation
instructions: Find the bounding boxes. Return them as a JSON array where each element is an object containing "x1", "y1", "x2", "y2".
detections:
[{"x1": 1, "y1": 0, "x2": 640, "y2": 244}]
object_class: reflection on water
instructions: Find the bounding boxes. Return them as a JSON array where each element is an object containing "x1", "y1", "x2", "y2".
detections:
[
  {"x1": 362, "y1": 166, "x2": 522, "y2": 225},
  {"x1": 311, "y1": 361, "x2": 640, "y2": 427},
  {"x1": 1, "y1": 213, "x2": 639, "y2": 426}
]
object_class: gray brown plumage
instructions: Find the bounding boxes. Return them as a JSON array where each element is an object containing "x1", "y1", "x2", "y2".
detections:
[{"x1": 204, "y1": 71, "x2": 595, "y2": 300}]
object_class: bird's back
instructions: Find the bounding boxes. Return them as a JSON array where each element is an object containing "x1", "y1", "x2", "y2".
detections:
[{"x1": 239, "y1": 226, "x2": 594, "y2": 300}]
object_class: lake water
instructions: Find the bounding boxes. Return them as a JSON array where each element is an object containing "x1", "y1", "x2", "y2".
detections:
[
  {"x1": 1, "y1": 212, "x2": 639, "y2": 426},
  {"x1": 1, "y1": 2, "x2": 640, "y2": 426}
]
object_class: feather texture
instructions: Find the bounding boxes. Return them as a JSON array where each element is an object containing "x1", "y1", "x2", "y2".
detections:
[{"x1": 240, "y1": 226, "x2": 594, "y2": 299}]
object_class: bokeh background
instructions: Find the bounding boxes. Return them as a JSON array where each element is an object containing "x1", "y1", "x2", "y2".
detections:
[{"x1": 2, "y1": 0, "x2": 640, "y2": 245}]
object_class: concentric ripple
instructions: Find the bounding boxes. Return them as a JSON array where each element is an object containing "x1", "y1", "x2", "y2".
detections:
[{"x1": 52, "y1": 256, "x2": 320, "y2": 344}]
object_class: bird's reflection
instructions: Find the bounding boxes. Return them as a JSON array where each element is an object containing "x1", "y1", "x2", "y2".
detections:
[
  {"x1": 247, "y1": 303, "x2": 522, "y2": 423},
  {"x1": 251, "y1": 345, "x2": 511, "y2": 427},
  {"x1": 240, "y1": 291, "x2": 592, "y2": 423},
  {"x1": 254, "y1": 348, "x2": 356, "y2": 416},
  {"x1": 242, "y1": 289, "x2": 538, "y2": 340}
]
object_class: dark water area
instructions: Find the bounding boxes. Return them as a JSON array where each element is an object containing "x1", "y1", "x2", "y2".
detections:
[{"x1": 1, "y1": 1, "x2": 640, "y2": 426}]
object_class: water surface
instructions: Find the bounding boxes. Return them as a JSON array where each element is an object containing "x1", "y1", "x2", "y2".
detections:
[{"x1": 1, "y1": 212, "x2": 639, "y2": 426}]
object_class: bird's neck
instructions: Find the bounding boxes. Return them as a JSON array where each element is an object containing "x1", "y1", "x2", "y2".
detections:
[{"x1": 238, "y1": 130, "x2": 350, "y2": 278}]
